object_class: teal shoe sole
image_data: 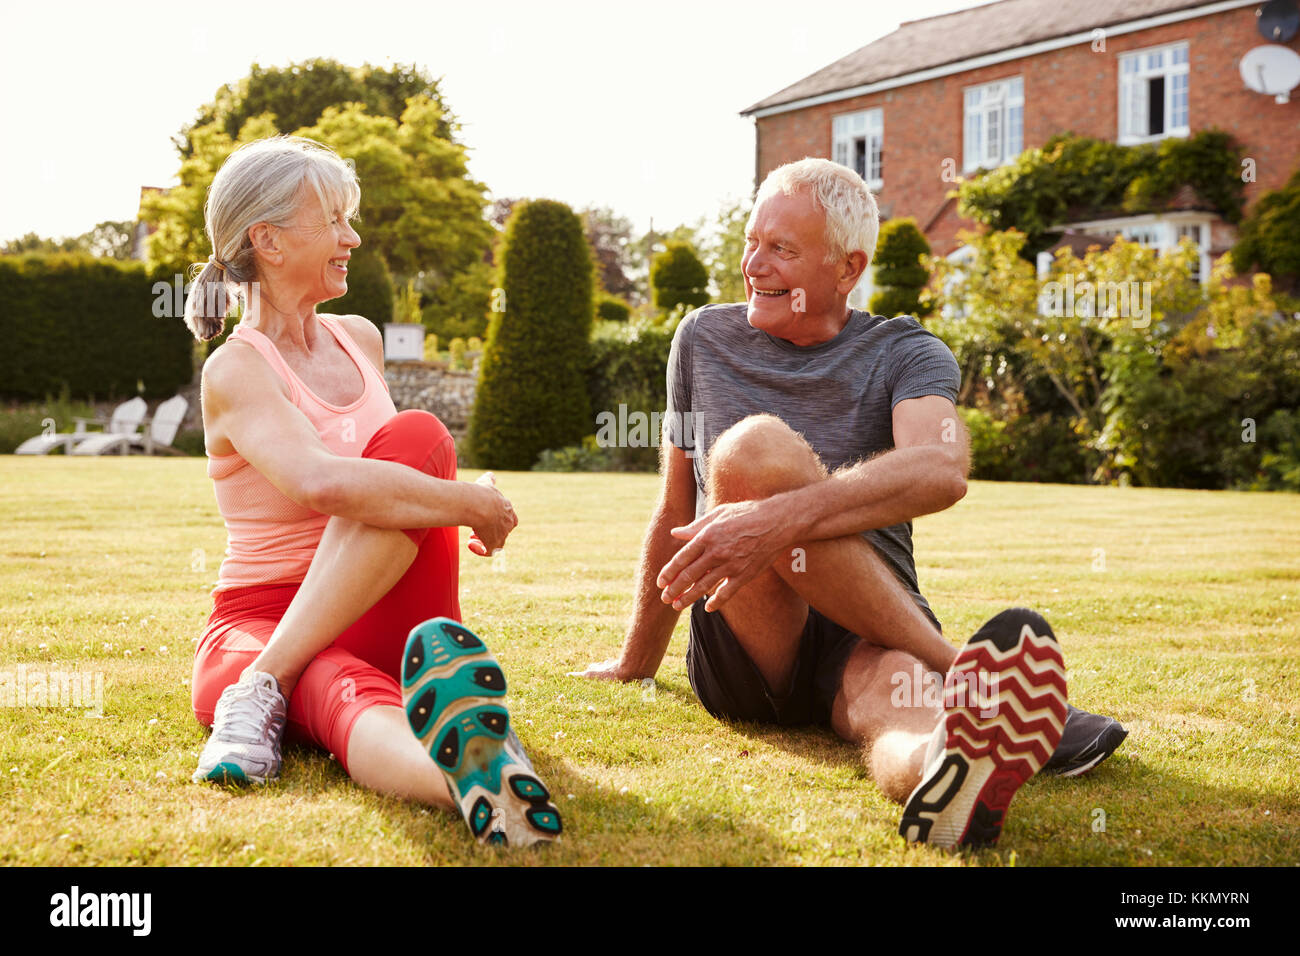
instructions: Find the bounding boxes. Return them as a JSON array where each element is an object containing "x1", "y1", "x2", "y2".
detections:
[{"x1": 402, "y1": 617, "x2": 562, "y2": 846}]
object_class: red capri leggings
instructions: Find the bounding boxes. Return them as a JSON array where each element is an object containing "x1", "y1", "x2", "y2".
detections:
[{"x1": 191, "y1": 410, "x2": 461, "y2": 774}]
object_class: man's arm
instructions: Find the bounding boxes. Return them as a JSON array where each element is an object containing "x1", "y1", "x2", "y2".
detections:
[
  {"x1": 776, "y1": 394, "x2": 969, "y2": 543},
  {"x1": 658, "y1": 395, "x2": 968, "y2": 612},
  {"x1": 576, "y1": 437, "x2": 697, "y2": 681}
]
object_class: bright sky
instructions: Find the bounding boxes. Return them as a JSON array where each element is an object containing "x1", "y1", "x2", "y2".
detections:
[{"x1": 0, "y1": 0, "x2": 989, "y2": 245}]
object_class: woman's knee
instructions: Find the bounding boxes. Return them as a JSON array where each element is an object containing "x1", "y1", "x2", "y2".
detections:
[{"x1": 364, "y1": 410, "x2": 456, "y2": 476}]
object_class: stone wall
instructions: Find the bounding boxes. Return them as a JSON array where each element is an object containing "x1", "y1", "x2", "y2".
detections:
[{"x1": 383, "y1": 360, "x2": 479, "y2": 457}]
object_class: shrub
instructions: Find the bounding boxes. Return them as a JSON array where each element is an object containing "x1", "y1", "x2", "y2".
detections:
[
  {"x1": 584, "y1": 319, "x2": 675, "y2": 471},
  {"x1": 1250, "y1": 408, "x2": 1300, "y2": 491},
  {"x1": 958, "y1": 131, "x2": 1244, "y2": 259},
  {"x1": 448, "y1": 337, "x2": 467, "y2": 370},
  {"x1": 424, "y1": 259, "x2": 493, "y2": 341},
  {"x1": 0, "y1": 254, "x2": 192, "y2": 401},
  {"x1": 869, "y1": 218, "x2": 932, "y2": 318},
  {"x1": 322, "y1": 245, "x2": 393, "y2": 336},
  {"x1": 596, "y1": 295, "x2": 631, "y2": 323},
  {"x1": 469, "y1": 200, "x2": 594, "y2": 469},
  {"x1": 532, "y1": 436, "x2": 620, "y2": 472},
  {"x1": 0, "y1": 386, "x2": 99, "y2": 454},
  {"x1": 958, "y1": 407, "x2": 1091, "y2": 483},
  {"x1": 1231, "y1": 164, "x2": 1300, "y2": 292},
  {"x1": 651, "y1": 241, "x2": 710, "y2": 313}
]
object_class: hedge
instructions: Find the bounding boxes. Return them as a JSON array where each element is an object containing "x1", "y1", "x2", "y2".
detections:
[{"x1": 0, "y1": 254, "x2": 193, "y2": 400}]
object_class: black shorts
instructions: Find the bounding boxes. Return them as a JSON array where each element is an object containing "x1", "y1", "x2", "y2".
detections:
[{"x1": 685, "y1": 600, "x2": 864, "y2": 726}]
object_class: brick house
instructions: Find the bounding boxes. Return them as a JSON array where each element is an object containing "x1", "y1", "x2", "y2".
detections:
[{"x1": 741, "y1": 0, "x2": 1300, "y2": 300}]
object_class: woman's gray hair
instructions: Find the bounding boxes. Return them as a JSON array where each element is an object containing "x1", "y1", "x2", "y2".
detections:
[
  {"x1": 752, "y1": 157, "x2": 880, "y2": 269},
  {"x1": 184, "y1": 135, "x2": 360, "y2": 341}
]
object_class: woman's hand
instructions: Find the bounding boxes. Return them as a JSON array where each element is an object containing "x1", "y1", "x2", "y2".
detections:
[{"x1": 467, "y1": 472, "x2": 518, "y2": 556}]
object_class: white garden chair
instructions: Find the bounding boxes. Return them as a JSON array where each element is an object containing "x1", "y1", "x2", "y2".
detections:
[
  {"x1": 15, "y1": 397, "x2": 147, "y2": 455},
  {"x1": 71, "y1": 395, "x2": 189, "y2": 456}
]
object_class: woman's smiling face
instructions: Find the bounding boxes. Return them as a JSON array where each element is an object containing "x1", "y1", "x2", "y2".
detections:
[{"x1": 275, "y1": 183, "x2": 361, "y2": 304}]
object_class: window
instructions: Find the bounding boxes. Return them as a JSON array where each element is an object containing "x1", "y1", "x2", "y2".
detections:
[
  {"x1": 1119, "y1": 43, "x2": 1189, "y2": 143},
  {"x1": 963, "y1": 77, "x2": 1023, "y2": 171},
  {"x1": 832, "y1": 109, "x2": 883, "y2": 189}
]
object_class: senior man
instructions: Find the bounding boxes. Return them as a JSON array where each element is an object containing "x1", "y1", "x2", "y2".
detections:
[{"x1": 580, "y1": 157, "x2": 1126, "y2": 848}]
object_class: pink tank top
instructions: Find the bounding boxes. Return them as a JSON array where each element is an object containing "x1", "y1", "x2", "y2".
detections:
[{"x1": 207, "y1": 314, "x2": 397, "y2": 594}]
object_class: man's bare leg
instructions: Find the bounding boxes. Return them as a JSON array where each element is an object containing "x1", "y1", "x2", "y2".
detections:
[{"x1": 701, "y1": 414, "x2": 949, "y2": 801}]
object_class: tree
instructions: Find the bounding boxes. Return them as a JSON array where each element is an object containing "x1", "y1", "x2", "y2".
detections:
[
  {"x1": 2, "y1": 233, "x2": 81, "y2": 256},
  {"x1": 870, "y1": 218, "x2": 932, "y2": 318},
  {"x1": 295, "y1": 97, "x2": 493, "y2": 279},
  {"x1": 700, "y1": 199, "x2": 751, "y2": 304},
  {"x1": 2, "y1": 221, "x2": 134, "y2": 260},
  {"x1": 142, "y1": 81, "x2": 494, "y2": 338},
  {"x1": 141, "y1": 113, "x2": 279, "y2": 276},
  {"x1": 177, "y1": 59, "x2": 452, "y2": 157},
  {"x1": 469, "y1": 200, "x2": 595, "y2": 469},
  {"x1": 651, "y1": 240, "x2": 710, "y2": 313},
  {"x1": 580, "y1": 206, "x2": 637, "y2": 299},
  {"x1": 79, "y1": 221, "x2": 135, "y2": 261}
]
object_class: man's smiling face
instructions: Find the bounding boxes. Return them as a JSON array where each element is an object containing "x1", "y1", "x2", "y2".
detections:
[{"x1": 741, "y1": 187, "x2": 852, "y2": 345}]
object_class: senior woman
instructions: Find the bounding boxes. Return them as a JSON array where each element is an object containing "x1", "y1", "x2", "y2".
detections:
[{"x1": 185, "y1": 135, "x2": 560, "y2": 847}]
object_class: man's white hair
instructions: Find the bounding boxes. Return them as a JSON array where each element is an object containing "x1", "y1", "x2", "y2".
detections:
[{"x1": 752, "y1": 157, "x2": 880, "y2": 267}]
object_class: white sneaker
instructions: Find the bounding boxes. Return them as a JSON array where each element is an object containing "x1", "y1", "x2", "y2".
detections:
[{"x1": 193, "y1": 671, "x2": 287, "y2": 785}]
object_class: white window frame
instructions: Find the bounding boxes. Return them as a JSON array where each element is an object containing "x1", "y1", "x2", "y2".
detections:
[
  {"x1": 1118, "y1": 41, "x2": 1190, "y2": 145},
  {"x1": 832, "y1": 108, "x2": 883, "y2": 190},
  {"x1": 963, "y1": 76, "x2": 1024, "y2": 172}
]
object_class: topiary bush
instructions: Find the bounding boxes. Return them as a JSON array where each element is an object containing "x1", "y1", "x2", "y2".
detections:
[
  {"x1": 0, "y1": 254, "x2": 192, "y2": 401},
  {"x1": 322, "y1": 245, "x2": 394, "y2": 336},
  {"x1": 869, "y1": 218, "x2": 932, "y2": 318},
  {"x1": 469, "y1": 200, "x2": 594, "y2": 469},
  {"x1": 651, "y1": 241, "x2": 710, "y2": 314}
]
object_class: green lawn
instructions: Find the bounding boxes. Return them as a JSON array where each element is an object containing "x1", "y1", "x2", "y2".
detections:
[{"x1": 0, "y1": 458, "x2": 1297, "y2": 866}]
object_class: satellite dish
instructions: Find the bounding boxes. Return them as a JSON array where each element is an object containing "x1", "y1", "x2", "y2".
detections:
[
  {"x1": 1240, "y1": 44, "x2": 1300, "y2": 103},
  {"x1": 1256, "y1": 1, "x2": 1299, "y2": 43}
]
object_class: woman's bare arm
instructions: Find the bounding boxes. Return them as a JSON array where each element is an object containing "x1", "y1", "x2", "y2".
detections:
[{"x1": 202, "y1": 341, "x2": 515, "y2": 550}]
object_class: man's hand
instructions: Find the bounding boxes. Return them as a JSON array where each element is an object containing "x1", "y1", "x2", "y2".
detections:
[
  {"x1": 467, "y1": 472, "x2": 517, "y2": 556},
  {"x1": 569, "y1": 658, "x2": 638, "y2": 682},
  {"x1": 656, "y1": 497, "x2": 797, "y2": 613}
]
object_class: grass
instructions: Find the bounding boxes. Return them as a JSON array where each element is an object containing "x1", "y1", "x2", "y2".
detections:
[{"x1": 0, "y1": 458, "x2": 1297, "y2": 866}]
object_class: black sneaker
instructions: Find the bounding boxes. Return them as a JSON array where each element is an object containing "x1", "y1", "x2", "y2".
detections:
[{"x1": 1040, "y1": 704, "x2": 1127, "y2": 777}]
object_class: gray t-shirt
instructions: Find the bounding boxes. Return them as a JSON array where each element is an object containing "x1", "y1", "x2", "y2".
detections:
[{"x1": 664, "y1": 302, "x2": 961, "y2": 624}]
